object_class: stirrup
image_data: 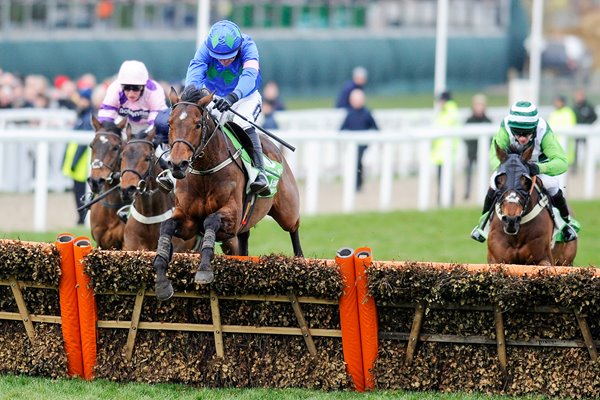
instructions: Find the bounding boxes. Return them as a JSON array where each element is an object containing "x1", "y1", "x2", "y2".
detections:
[
  {"x1": 117, "y1": 205, "x2": 131, "y2": 223},
  {"x1": 250, "y1": 172, "x2": 270, "y2": 196},
  {"x1": 156, "y1": 170, "x2": 174, "y2": 193},
  {"x1": 470, "y1": 226, "x2": 486, "y2": 243},
  {"x1": 561, "y1": 225, "x2": 578, "y2": 242}
]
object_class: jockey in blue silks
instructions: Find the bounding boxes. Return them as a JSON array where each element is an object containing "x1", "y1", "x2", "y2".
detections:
[{"x1": 155, "y1": 20, "x2": 269, "y2": 196}]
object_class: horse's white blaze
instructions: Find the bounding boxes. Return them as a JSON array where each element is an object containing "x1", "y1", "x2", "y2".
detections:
[
  {"x1": 179, "y1": 111, "x2": 187, "y2": 120},
  {"x1": 506, "y1": 192, "x2": 520, "y2": 203}
]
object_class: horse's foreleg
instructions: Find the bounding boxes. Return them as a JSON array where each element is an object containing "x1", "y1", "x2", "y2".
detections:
[
  {"x1": 153, "y1": 218, "x2": 177, "y2": 301},
  {"x1": 195, "y1": 213, "x2": 222, "y2": 284}
]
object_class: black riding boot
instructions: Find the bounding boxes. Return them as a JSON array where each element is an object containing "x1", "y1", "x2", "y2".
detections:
[
  {"x1": 481, "y1": 187, "x2": 496, "y2": 215},
  {"x1": 470, "y1": 187, "x2": 496, "y2": 243},
  {"x1": 551, "y1": 189, "x2": 577, "y2": 242},
  {"x1": 246, "y1": 127, "x2": 271, "y2": 196}
]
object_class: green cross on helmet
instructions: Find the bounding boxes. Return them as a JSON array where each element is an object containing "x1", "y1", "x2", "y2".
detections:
[{"x1": 206, "y1": 20, "x2": 242, "y2": 60}]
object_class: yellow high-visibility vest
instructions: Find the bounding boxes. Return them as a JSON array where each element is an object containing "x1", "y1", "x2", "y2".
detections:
[{"x1": 62, "y1": 143, "x2": 89, "y2": 182}]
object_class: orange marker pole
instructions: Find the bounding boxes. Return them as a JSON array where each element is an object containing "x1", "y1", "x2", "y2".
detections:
[
  {"x1": 73, "y1": 237, "x2": 97, "y2": 381},
  {"x1": 336, "y1": 247, "x2": 365, "y2": 392},
  {"x1": 55, "y1": 233, "x2": 84, "y2": 378},
  {"x1": 353, "y1": 247, "x2": 378, "y2": 390}
]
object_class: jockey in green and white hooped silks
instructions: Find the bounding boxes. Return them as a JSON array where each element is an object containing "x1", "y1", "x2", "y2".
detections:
[{"x1": 470, "y1": 100, "x2": 580, "y2": 243}]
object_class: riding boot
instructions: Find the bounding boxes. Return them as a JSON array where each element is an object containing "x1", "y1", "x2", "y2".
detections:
[
  {"x1": 551, "y1": 190, "x2": 578, "y2": 242},
  {"x1": 470, "y1": 187, "x2": 496, "y2": 243},
  {"x1": 246, "y1": 127, "x2": 271, "y2": 196}
]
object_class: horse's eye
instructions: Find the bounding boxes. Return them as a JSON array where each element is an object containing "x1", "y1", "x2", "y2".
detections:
[
  {"x1": 146, "y1": 155, "x2": 152, "y2": 162},
  {"x1": 195, "y1": 123, "x2": 201, "y2": 129},
  {"x1": 113, "y1": 145, "x2": 119, "y2": 151}
]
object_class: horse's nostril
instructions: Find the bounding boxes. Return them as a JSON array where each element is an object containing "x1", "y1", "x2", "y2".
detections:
[{"x1": 180, "y1": 160, "x2": 189, "y2": 170}]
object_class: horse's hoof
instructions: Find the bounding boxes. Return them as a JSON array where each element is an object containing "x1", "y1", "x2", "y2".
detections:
[
  {"x1": 195, "y1": 269, "x2": 214, "y2": 284},
  {"x1": 155, "y1": 279, "x2": 174, "y2": 301}
]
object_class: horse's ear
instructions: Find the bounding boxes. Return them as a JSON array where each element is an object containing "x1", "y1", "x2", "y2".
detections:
[
  {"x1": 495, "y1": 141, "x2": 507, "y2": 162},
  {"x1": 144, "y1": 125, "x2": 156, "y2": 142},
  {"x1": 116, "y1": 116, "x2": 127, "y2": 131},
  {"x1": 522, "y1": 143, "x2": 534, "y2": 161},
  {"x1": 198, "y1": 91, "x2": 214, "y2": 107},
  {"x1": 125, "y1": 123, "x2": 133, "y2": 141},
  {"x1": 169, "y1": 87, "x2": 179, "y2": 106},
  {"x1": 91, "y1": 114, "x2": 102, "y2": 131}
]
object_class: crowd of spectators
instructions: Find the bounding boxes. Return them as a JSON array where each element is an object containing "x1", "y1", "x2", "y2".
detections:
[{"x1": 0, "y1": 68, "x2": 184, "y2": 114}]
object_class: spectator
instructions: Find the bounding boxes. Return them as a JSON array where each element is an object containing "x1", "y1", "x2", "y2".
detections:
[
  {"x1": 61, "y1": 88, "x2": 93, "y2": 225},
  {"x1": 340, "y1": 88, "x2": 379, "y2": 192},
  {"x1": 431, "y1": 90, "x2": 460, "y2": 206},
  {"x1": 335, "y1": 66, "x2": 368, "y2": 109},
  {"x1": 261, "y1": 99, "x2": 279, "y2": 130},
  {"x1": 464, "y1": 93, "x2": 491, "y2": 200},
  {"x1": 263, "y1": 80, "x2": 285, "y2": 111},
  {"x1": 261, "y1": 80, "x2": 284, "y2": 130},
  {"x1": 572, "y1": 88, "x2": 597, "y2": 171},
  {"x1": 547, "y1": 95, "x2": 577, "y2": 166}
]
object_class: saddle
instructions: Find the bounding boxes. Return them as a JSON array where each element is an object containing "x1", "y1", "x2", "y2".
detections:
[{"x1": 222, "y1": 122, "x2": 283, "y2": 198}]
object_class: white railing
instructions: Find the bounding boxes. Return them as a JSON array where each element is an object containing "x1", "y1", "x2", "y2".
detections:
[
  {"x1": 1, "y1": 123, "x2": 599, "y2": 232},
  {"x1": 1, "y1": 107, "x2": 598, "y2": 230}
]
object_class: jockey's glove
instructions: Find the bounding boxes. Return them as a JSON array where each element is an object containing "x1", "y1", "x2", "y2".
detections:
[
  {"x1": 214, "y1": 93, "x2": 239, "y2": 112},
  {"x1": 527, "y1": 162, "x2": 540, "y2": 176}
]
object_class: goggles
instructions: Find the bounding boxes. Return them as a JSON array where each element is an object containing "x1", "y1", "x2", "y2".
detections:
[
  {"x1": 512, "y1": 127, "x2": 535, "y2": 138},
  {"x1": 122, "y1": 85, "x2": 144, "y2": 92}
]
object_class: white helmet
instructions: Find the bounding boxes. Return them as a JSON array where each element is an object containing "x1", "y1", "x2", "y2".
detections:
[{"x1": 117, "y1": 60, "x2": 149, "y2": 86}]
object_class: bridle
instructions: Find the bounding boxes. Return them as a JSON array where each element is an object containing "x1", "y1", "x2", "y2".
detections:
[
  {"x1": 170, "y1": 101, "x2": 219, "y2": 162},
  {"x1": 89, "y1": 131, "x2": 123, "y2": 188},
  {"x1": 121, "y1": 138, "x2": 161, "y2": 194},
  {"x1": 170, "y1": 100, "x2": 242, "y2": 176}
]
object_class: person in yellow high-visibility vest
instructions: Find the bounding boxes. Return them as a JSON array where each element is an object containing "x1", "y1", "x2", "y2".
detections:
[
  {"x1": 547, "y1": 95, "x2": 577, "y2": 166},
  {"x1": 62, "y1": 88, "x2": 93, "y2": 225},
  {"x1": 431, "y1": 91, "x2": 460, "y2": 205}
]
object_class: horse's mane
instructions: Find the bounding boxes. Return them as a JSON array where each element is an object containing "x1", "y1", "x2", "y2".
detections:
[
  {"x1": 507, "y1": 143, "x2": 524, "y2": 155},
  {"x1": 180, "y1": 85, "x2": 211, "y2": 103}
]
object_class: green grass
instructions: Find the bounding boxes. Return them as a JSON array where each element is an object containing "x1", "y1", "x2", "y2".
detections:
[
  {"x1": 285, "y1": 91, "x2": 510, "y2": 110},
  {"x1": 3, "y1": 200, "x2": 599, "y2": 266},
  {"x1": 0, "y1": 375, "x2": 545, "y2": 400}
]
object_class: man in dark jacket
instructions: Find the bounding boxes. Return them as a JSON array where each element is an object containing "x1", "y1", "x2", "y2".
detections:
[{"x1": 340, "y1": 88, "x2": 379, "y2": 191}]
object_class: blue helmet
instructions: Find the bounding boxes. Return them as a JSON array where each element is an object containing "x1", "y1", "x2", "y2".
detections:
[{"x1": 206, "y1": 20, "x2": 242, "y2": 59}]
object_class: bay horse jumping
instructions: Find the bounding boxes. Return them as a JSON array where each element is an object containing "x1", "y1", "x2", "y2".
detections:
[
  {"x1": 153, "y1": 86, "x2": 303, "y2": 300},
  {"x1": 487, "y1": 144, "x2": 576, "y2": 266},
  {"x1": 88, "y1": 116, "x2": 128, "y2": 249},
  {"x1": 119, "y1": 124, "x2": 197, "y2": 252}
]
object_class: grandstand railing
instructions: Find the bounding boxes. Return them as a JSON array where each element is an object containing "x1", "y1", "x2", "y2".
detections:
[{"x1": 1, "y1": 113, "x2": 598, "y2": 231}]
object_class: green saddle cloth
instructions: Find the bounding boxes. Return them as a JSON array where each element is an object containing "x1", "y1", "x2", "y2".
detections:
[{"x1": 222, "y1": 125, "x2": 283, "y2": 198}]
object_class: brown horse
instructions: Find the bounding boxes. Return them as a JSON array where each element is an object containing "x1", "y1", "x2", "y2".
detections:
[
  {"x1": 487, "y1": 144, "x2": 576, "y2": 265},
  {"x1": 119, "y1": 125, "x2": 197, "y2": 252},
  {"x1": 152, "y1": 86, "x2": 303, "y2": 300},
  {"x1": 88, "y1": 116, "x2": 128, "y2": 249}
]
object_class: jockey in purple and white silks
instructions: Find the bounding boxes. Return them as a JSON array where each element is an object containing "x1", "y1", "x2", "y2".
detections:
[
  {"x1": 98, "y1": 60, "x2": 167, "y2": 134},
  {"x1": 183, "y1": 20, "x2": 269, "y2": 196}
]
